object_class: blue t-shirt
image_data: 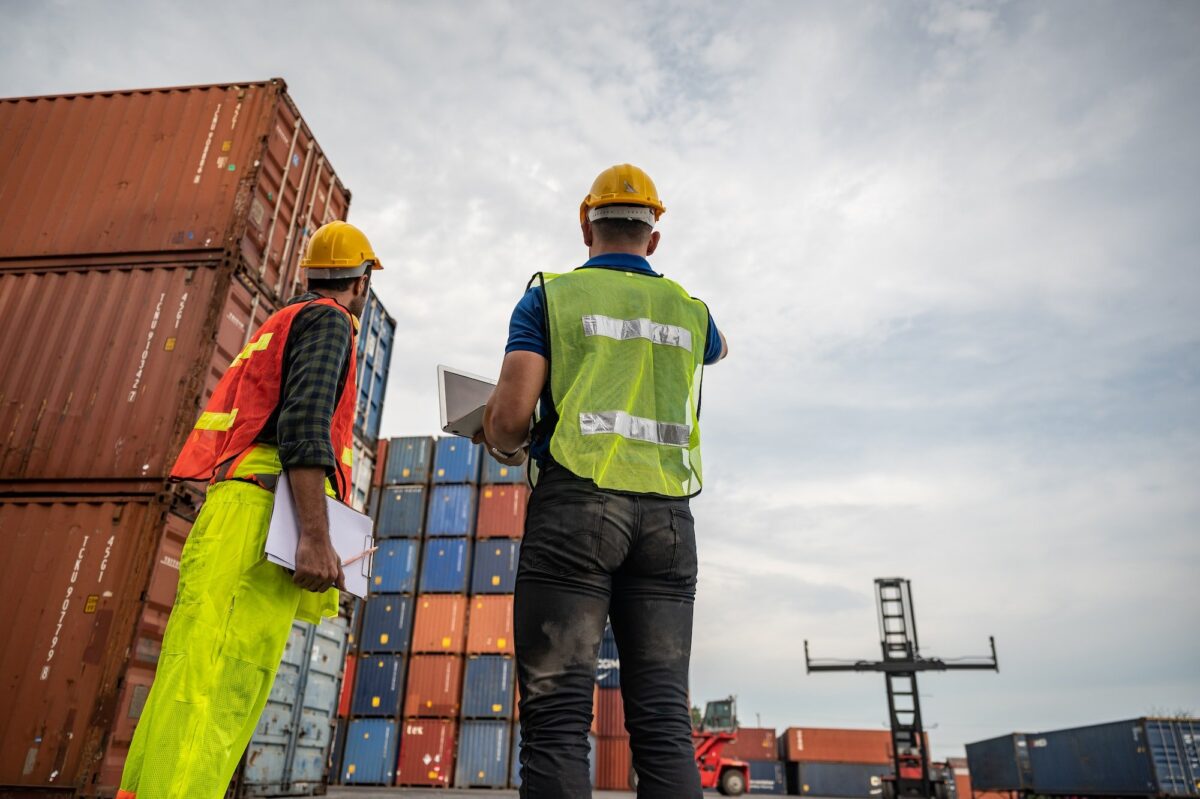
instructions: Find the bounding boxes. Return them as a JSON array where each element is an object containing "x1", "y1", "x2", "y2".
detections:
[{"x1": 505, "y1": 252, "x2": 723, "y2": 464}]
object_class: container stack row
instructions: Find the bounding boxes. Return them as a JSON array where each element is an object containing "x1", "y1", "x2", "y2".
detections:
[
  {"x1": 776, "y1": 727, "x2": 934, "y2": 797},
  {"x1": 0, "y1": 80, "x2": 390, "y2": 798},
  {"x1": 337, "y1": 436, "x2": 533, "y2": 788}
]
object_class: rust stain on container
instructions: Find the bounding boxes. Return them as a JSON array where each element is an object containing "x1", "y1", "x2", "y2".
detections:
[
  {"x1": 410, "y1": 594, "x2": 468, "y2": 654},
  {"x1": 475, "y1": 484, "x2": 528, "y2": 539},
  {"x1": 465, "y1": 594, "x2": 514, "y2": 655},
  {"x1": 0, "y1": 79, "x2": 350, "y2": 302},
  {"x1": 0, "y1": 496, "x2": 166, "y2": 790},
  {"x1": 403, "y1": 654, "x2": 465, "y2": 718}
]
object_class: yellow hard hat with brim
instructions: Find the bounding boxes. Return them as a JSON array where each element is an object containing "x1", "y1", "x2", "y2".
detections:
[
  {"x1": 300, "y1": 221, "x2": 384, "y2": 279},
  {"x1": 579, "y1": 163, "x2": 666, "y2": 225}
]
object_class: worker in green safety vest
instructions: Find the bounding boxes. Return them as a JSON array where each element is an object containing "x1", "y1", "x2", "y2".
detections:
[{"x1": 478, "y1": 163, "x2": 728, "y2": 798}]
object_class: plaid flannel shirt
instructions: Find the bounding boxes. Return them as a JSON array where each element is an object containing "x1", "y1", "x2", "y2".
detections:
[{"x1": 255, "y1": 292, "x2": 353, "y2": 475}]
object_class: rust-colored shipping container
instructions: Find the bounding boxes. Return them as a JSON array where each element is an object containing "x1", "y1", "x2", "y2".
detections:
[
  {"x1": 724, "y1": 726, "x2": 779, "y2": 762},
  {"x1": 372, "y1": 438, "x2": 389, "y2": 487},
  {"x1": 595, "y1": 687, "x2": 627, "y2": 738},
  {"x1": 410, "y1": 594, "x2": 469, "y2": 654},
  {"x1": 338, "y1": 654, "x2": 358, "y2": 718},
  {"x1": 780, "y1": 727, "x2": 915, "y2": 765},
  {"x1": 0, "y1": 79, "x2": 350, "y2": 304},
  {"x1": 475, "y1": 484, "x2": 529, "y2": 538},
  {"x1": 0, "y1": 495, "x2": 188, "y2": 793},
  {"x1": 466, "y1": 594, "x2": 515, "y2": 655},
  {"x1": 403, "y1": 654, "x2": 465, "y2": 718},
  {"x1": 396, "y1": 718, "x2": 457, "y2": 787},
  {"x1": 595, "y1": 735, "x2": 634, "y2": 790}
]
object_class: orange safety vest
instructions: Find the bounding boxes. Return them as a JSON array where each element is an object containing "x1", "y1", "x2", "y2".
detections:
[{"x1": 171, "y1": 297, "x2": 358, "y2": 501}]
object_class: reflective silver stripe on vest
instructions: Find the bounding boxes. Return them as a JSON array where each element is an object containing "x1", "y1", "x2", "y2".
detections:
[
  {"x1": 579, "y1": 411, "x2": 691, "y2": 448},
  {"x1": 581, "y1": 314, "x2": 693, "y2": 353}
]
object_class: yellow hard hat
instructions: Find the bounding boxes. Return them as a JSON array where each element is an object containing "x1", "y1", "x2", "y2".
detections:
[
  {"x1": 579, "y1": 164, "x2": 666, "y2": 225},
  {"x1": 300, "y1": 220, "x2": 384, "y2": 278}
]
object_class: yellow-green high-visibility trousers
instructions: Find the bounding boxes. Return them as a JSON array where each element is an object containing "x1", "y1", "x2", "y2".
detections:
[{"x1": 118, "y1": 480, "x2": 336, "y2": 799}]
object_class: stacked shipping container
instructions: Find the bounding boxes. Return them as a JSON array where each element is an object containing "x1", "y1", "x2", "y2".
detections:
[
  {"x1": 779, "y1": 728, "x2": 925, "y2": 797},
  {"x1": 0, "y1": 79, "x2": 390, "y2": 797}
]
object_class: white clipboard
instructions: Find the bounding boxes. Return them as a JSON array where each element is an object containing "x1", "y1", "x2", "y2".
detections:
[{"x1": 265, "y1": 473, "x2": 374, "y2": 599}]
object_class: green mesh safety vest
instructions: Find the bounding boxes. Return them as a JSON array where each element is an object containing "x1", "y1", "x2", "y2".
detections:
[{"x1": 537, "y1": 267, "x2": 710, "y2": 497}]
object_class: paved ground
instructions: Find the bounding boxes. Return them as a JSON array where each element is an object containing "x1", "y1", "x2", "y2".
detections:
[{"x1": 326, "y1": 790, "x2": 632, "y2": 798}]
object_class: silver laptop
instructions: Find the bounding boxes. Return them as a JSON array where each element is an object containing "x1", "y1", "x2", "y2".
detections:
[{"x1": 437, "y1": 364, "x2": 496, "y2": 438}]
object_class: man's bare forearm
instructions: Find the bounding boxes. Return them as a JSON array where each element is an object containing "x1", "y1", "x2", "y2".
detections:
[{"x1": 289, "y1": 466, "x2": 329, "y2": 540}]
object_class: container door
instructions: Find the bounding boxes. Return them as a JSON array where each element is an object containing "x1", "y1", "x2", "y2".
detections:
[{"x1": 286, "y1": 615, "x2": 350, "y2": 789}]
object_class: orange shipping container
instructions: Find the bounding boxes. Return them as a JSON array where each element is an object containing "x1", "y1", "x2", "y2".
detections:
[
  {"x1": 595, "y1": 735, "x2": 634, "y2": 790},
  {"x1": 337, "y1": 654, "x2": 358, "y2": 718},
  {"x1": 403, "y1": 655, "x2": 464, "y2": 718},
  {"x1": 780, "y1": 727, "x2": 927, "y2": 765},
  {"x1": 396, "y1": 718, "x2": 456, "y2": 787},
  {"x1": 723, "y1": 726, "x2": 779, "y2": 762},
  {"x1": 466, "y1": 594, "x2": 515, "y2": 654},
  {"x1": 411, "y1": 594, "x2": 468, "y2": 654},
  {"x1": 475, "y1": 484, "x2": 529, "y2": 538},
  {"x1": 0, "y1": 79, "x2": 351, "y2": 302},
  {"x1": 595, "y1": 687, "x2": 627, "y2": 738}
]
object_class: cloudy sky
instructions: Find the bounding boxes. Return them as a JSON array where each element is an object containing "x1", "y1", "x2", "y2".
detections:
[{"x1": 6, "y1": 0, "x2": 1198, "y2": 757}]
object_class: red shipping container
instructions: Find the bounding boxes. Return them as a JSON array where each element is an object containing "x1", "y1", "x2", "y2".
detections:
[
  {"x1": 475, "y1": 484, "x2": 529, "y2": 538},
  {"x1": 466, "y1": 594, "x2": 515, "y2": 654},
  {"x1": 404, "y1": 654, "x2": 464, "y2": 717},
  {"x1": 595, "y1": 735, "x2": 634, "y2": 790},
  {"x1": 595, "y1": 687, "x2": 626, "y2": 737},
  {"x1": 780, "y1": 727, "x2": 917, "y2": 764},
  {"x1": 396, "y1": 718, "x2": 456, "y2": 787},
  {"x1": 372, "y1": 438, "x2": 389, "y2": 487},
  {"x1": 337, "y1": 654, "x2": 358, "y2": 718},
  {"x1": 723, "y1": 726, "x2": 779, "y2": 761},
  {"x1": 411, "y1": 594, "x2": 468, "y2": 653}
]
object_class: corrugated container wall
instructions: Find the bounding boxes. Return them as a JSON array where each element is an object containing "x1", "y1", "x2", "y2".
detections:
[
  {"x1": 461, "y1": 655, "x2": 516, "y2": 719},
  {"x1": 596, "y1": 624, "x2": 621, "y2": 688},
  {"x1": 748, "y1": 760, "x2": 787, "y2": 795},
  {"x1": 376, "y1": 485, "x2": 428, "y2": 538},
  {"x1": 595, "y1": 736, "x2": 634, "y2": 790},
  {"x1": 482, "y1": 458, "x2": 526, "y2": 484},
  {"x1": 340, "y1": 719, "x2": 398, "y2": 785},
  {"x1": 965, "y1": 733, "x2": 1033, "y2": 792},
  {"x1": 397, "y1": 718, "x2": 456, "y2": 787},
  {"x1": 385, "y1": 436, "x2": 434, "y2": 484},
  {"x1": 466, "y1": 594, "x2": 515, "y2": 655},
  {"x1": 426, "y1": 484, "x2": 477, "y2": 536},
  {"x1": 786, "y1": 762, "x2": 892, "y2": 797},
  {"x1": 370, "y1": 538, "x2": 420, "y2": 593},
  {"x1": 359, "y1": 594, "x2": 414, "y2": 653},
  {"x1": 455, "y1": 720, "x2": 512, "y2": 788},
  {"x1": 476, "y1": 484, "x2": 529, "y2": 538},
  {"x1": 1027, "y1": 718, "x2": 1200, "y2": 798},
  {"x1": 432, "y1": 438, "x2": 481, "y2": 484},
  {"x1": 726, "y1": 727, "x2": 780, "y2": 762},
  {"x1": 354, "y1": 289, "x2": 394, "y2": 444},
  {"x1": 404, "y1": 655, "x2": 465, "y2": 718},
  {"x1": 471, "y1": 539, "x2": 520, "y2": 593},
  {"x1": 418, "y1": 537, "x2": 472, "y2": 593},
  {"x1": 411, "y1": 594, "x2": 469, "y2": 654},
  {"x1": 350, "y1": 654, "x2": 406, "y2": 717},
  {"x1": 780, "y1": 727, "x2": 895, "y2": 765}
]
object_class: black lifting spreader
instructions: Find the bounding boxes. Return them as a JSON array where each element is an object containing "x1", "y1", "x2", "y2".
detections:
[{"x1": 805, "y1": 578, "x2": 999, "y2": 799}]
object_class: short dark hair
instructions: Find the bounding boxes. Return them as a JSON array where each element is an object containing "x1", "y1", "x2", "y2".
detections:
[
  {"x1": 308, "y1": 271, "x2": 369, "y2": 293},
  {"x1": 591, "y1": 217, "x2": 653, "y2": 247}
]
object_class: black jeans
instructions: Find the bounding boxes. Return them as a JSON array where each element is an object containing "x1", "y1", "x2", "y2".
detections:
[{"x1": 514, "y1": 464, "x2": 702, "y2": 799}]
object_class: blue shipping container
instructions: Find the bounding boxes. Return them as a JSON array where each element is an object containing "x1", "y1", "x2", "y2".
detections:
[
  {"x1": 1028, "y1": 718, "x2": 1200, "y2": 797},
  {"x1": 341, "y1": 718, "x2": 399, "y2": 785},
  {"x1": 359, "y1": 594, "x2": 414, "y2": 653},
  {"x1": 426, "y1": 485, "x2": 476, "y2": 536},
  {"x1": 786, "y1": 762, "x2": 891, "y2": 797},
  {"x1": 371, "y1": 538, "x2": 420, "y2": 593},
  {"x1": 455, "y1": 720, "x2": 512, "y2": 788},
  {"x1": 482, "y1": 457, "x2": 526, "y2": 484},
  {"x1": 432, "y1": 438, "x2": 482, "y2": 484},
  {"x1": 354, "y1": 289, "x2": 395, "y2": 443},
  {"x1": 596, "y1": 624, "x2": 620, "y2": 688},
  {"x1": 471, "y1": 539, "x2": 520, "y2": 594},
  {"x1": 511, "y1": 725, "x2": 596, "y2": 788},
  {"x1": 350, "y1": 655, "x2": 407, "y2": 717},
  {"x1": 748, "y1": 760, "x2": 786, "y2": 795},
  {"x1": 376, "y1": 485, "x2": 427, "y2": 538},
  {"x1": 385, "y1": 436, "x2": 434, "y2": 484},
  {"x1": 418, "y1": 537, "x2": 472, "y2": 593},
  {"x1": 461, "y1": 656, "x2": 516, "y2": 719},
  {"x1": 966, "y1": 733, "x2": 1033, "y2": 792}
]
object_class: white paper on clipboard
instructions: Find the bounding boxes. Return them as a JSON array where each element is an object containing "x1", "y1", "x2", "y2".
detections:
[{"x1": 265, "y1": 473, "x2": 374, "y2": 599}]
